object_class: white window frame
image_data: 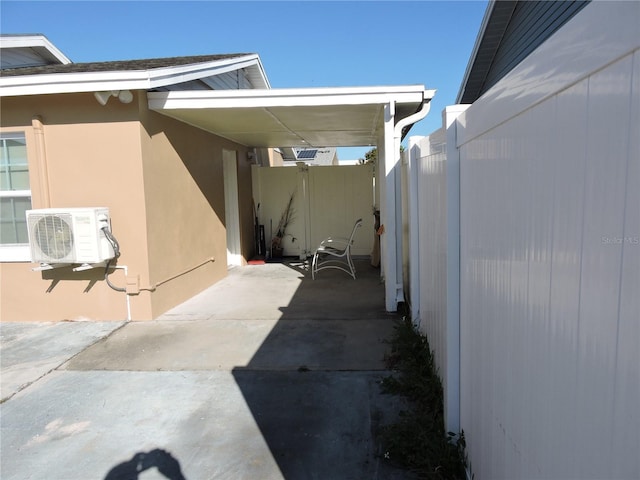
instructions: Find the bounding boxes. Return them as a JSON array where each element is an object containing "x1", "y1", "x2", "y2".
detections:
[{"x1": 0, "y1": 132, "x2": 31, "y2": 262}]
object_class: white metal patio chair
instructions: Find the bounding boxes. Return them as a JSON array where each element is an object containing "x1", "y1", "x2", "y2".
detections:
[{"x1": 311, "y1": 218, "x2": 363, "y2": 280}]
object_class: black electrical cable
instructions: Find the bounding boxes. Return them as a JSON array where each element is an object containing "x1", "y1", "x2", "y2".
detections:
[
  {"x1": 102, "y1": 226, "x2": 121, "y2": 258},
  {"x1": 102, "y1": 226, "x2": 126, "y2": 292},
  {"x1": 104, "y1": 258, "x2": 126, "y2": 292}
]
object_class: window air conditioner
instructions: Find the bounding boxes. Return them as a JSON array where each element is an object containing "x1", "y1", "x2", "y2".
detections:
[{"x1": 26, "y1": 208, "x2": 115, "y2": 264}]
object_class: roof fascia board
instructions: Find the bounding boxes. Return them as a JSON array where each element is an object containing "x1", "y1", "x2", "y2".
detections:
[
  {"x1": 166, "y1": 84, "x2": 429, "y2": 97},
  {"x1": 252, "y1": 57, "x2": 271, "y2": 89},
  {"x1": 0, "y1": 54, "x2": 266, "y2": 96},
  {"x1": 148, "y1": 86, "x2": 435, "y2": 110},
  {"x1": 145, "y1": 55, "x2": 263, "y2": 89},
  {"x1": 1, "y1": 70, "x2": 151, "y2": 96},
  {"x1": 0, "y1": 34, "x2": 72, "y2": 65},
  {"x1": 236, "y1": 55, "x2": 270, "y2": 89}
]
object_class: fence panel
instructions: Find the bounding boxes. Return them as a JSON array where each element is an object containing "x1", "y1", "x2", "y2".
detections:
[
  {"x1": 457, "y1": 37, "x2": 639, "y2": 480},
  {"x1": 416, "y1": 147, "x2": 448, "y2": 382}
]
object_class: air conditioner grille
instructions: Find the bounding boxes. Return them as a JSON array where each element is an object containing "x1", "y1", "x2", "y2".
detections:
[{"x1": 33, "y1": 214, "x2": 74, "y2": 260}]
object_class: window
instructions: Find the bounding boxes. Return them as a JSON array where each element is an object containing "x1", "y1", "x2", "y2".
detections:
[{"x1": 0, "y1": 132, "x2": 32, "y2": 261}]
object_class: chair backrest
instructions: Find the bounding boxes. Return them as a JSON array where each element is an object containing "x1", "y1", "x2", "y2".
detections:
[{"x1": 348, "y1": 218, "x2": 363, "y2": 245}]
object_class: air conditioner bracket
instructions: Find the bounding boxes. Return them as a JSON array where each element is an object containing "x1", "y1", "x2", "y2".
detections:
[
  {"x1": 32, "y1": 263, "x2": 72, "y2": 272},
  {"x1": 73, "y1": 262, "x2": 107, "y2": 272}
]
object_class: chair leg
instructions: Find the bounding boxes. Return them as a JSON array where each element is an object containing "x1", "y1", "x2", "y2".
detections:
[
  {"x1": 311, "y1": 251, "x2": 318, "y2": 279},
  {"x1": 312, "y1": 249, "x2": 357, "y2": 279}
]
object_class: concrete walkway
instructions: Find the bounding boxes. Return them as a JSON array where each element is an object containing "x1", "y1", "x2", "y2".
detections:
[{"x1": 1, "y1": 259, "x2": 413, "y2": 479}]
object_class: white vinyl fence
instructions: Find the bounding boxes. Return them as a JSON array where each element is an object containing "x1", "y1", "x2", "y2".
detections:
[
  {"x1": 413, "y1": 3, "x2": 639, "y2": 479},
  {"x1": 410, "y1": 133, "x2": 453, "y2": 427},
  {"x1": 252, "y1": 163, "x2": 375, "y2": 258},
  {"x1": 416, "y1": 147, "x2": 447, "y2": 353},
  {"x1": 408, "y1": 106, "x2": 466, "y2": 436}
]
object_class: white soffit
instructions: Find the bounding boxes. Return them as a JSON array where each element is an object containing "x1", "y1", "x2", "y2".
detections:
[{"x1": 147, "y1": 86, "x2": 435, "y2": 147}]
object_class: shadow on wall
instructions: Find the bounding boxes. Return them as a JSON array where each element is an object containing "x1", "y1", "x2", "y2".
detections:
[
  {"x1": 41, "y1": 266, "x2": 119, "y2": 293},
  {"x1": 104, "y1": 448, "x2": 186, "y2": 480},
  {"x1": 140, "y1": 111, "x2": 248, "y2": 275},
  {"x1": 143, "y1": 111, "x2": 235, "y2": 227},
  {"x1": 231, "y1": 258, "x2": 410, "y2": 479}
]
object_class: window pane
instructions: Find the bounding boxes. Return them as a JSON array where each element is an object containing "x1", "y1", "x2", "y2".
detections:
[
  {"x1": 1, "y1": 136, "x2": 28, "y2": 191},
  {"x1": 0, "y1": 195, "x2": 32, "y2": 244},
  {"x1": 7, "y1": 166, "x2": 30, "y2": 190},
  {"x1": 0, "y1": 133, "x2": 31, "y2": 247},
  {"x1": 13, "y1": 196, "x2": 31, "y2": 243},
  {"x1": 6, "y1": 139, "x2": 27, "y2": 164}
]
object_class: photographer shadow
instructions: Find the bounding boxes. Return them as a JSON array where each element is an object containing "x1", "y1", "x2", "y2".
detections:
[{"x1": 104, "y1": 448, "x2": 186, "y2": 480}]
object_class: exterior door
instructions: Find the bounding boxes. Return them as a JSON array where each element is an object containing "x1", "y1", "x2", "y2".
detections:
[{"x1": 223, "y1": 150, "x2": 241, "y2": 267}]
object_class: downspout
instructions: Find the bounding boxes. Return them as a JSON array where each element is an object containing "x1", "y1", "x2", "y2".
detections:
[
  {"x1": 394, "y1": 96, "x2": 433, "y2": 142},
  {"x1": 390, "y1": 95, "x2": 432, "y2": 306},
  {"x1": 31, "y1": 116, "x2": 51, "y2": 207}
]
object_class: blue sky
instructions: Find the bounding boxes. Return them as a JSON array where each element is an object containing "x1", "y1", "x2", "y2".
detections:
[{"x1": 1, "y1": 0, "x2": 488, "y2": 159}]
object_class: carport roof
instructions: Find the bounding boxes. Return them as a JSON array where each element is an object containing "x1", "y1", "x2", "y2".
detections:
[
  {"x1": 0, "y1": 45, "x2": 434, "y2": 148},
  {"x1": 147, "y1": 86, "x2": 435, "y2": 148}
]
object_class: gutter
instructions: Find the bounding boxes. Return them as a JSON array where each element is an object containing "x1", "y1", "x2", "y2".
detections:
[{"x1": 394, "y1": 90, "x2": 435, "y2": 141}]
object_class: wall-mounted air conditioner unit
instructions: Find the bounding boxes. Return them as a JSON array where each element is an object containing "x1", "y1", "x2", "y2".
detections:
[{"x1": 26, "y1": 208, "x2": 115, "y2": 264}]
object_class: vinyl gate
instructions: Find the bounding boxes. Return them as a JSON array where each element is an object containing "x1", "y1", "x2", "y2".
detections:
[{"x1": 252, "y1": 164, "x2": 375, "y2": 259}]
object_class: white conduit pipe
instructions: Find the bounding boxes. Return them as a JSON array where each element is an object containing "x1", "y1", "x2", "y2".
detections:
[
  {"x1": 138, "y1": 257, "x2": 215, "y2": 292},
  {"x1": 110, "y1": 257, "x2": 215, "y2": 320},
  {"x1": 110, "y1": 265, "x2": 131, "y2": 321}
]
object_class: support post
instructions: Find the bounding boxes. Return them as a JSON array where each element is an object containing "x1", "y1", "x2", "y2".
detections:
[
  {"x1": 381, "y1": 102, "x2": 399, "y2": 311},
  {"x1": 407, "y1": 135, "x2": 422, "y2": 326},
  {"x1": 443, "y1": 104, "x2": 468, "y2": 435}
]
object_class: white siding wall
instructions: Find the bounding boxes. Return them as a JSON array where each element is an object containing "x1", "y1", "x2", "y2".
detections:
[{"x1": 456, "y1": 2, "x2": 639, "y2": 478}]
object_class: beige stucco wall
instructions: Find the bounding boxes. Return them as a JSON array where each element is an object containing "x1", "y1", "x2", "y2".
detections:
[
  {"x1": 138, "y1": 98, "x2": 254, "y2": 318},
  {"x1": 1, "y1": 91, "x2": 254, "y2": 322},
  {"x1": 258, "y1": 147, "x2": 284, "y2": 167}
]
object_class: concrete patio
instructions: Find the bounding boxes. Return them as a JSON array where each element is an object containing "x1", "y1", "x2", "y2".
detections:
[{"x1": 1, "y1": 258, "x2": 414, "y2": 479}]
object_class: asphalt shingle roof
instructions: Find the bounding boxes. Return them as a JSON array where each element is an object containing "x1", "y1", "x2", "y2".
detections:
[{"x1": 0, "y1": 53, "x2": 254, "y2": 76}]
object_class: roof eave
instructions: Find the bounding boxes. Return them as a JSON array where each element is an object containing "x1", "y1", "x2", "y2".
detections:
[
  {"x1": 146, "y1": 85, "x2": 434, "y2": 148},
  {"x1": 0, "y1": 34, "x2": 72, "y2": 65},
  {"x1": 148, "y1": 85, "x2": 435, "y2": 110},
  {"x1": 0, "y1": 53, "x2": 269, "y2": 96},
  {"x1": 455, "y1": 0, "x2": 496, "y2": 104}
]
